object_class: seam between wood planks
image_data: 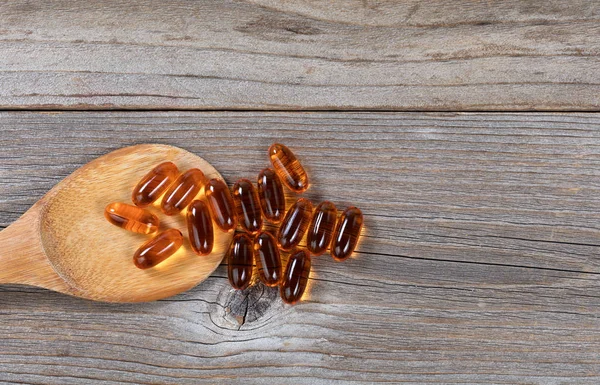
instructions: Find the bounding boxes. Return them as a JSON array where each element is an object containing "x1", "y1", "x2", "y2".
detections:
[{"x1": 1, "y1": 108, "x2": 600, "y2": 113}]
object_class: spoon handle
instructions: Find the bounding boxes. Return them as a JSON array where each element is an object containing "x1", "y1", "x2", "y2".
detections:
[{"x1": 0, "y1": 206, "x2": 72, "y2": 293}]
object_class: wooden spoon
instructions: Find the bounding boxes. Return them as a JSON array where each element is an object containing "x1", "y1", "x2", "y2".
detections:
[{"x1": 0, "y1": 144, "x2": 233, "y2": 302}]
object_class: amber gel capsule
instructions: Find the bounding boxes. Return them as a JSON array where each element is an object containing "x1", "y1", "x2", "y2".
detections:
[
  {"x1": 232, "y1": 179, "x2": 263, "y2": 234},
  {"x1": 161, "y1": 168, "x2": 206, "y2": 215},
  {"x1": 104, "y1": 202, "x2": 159, "y2": 235},
  {"x1": 331, "y1": 207, "x2": 364, "y2": 261},
  {"x1": 269, "y1": 143, "x2": 309, "y2": 193},
  {"x1": 257, "y1": 168, "x2": 286, "y2": 223},
  {"x1": 205, "y1": 178, "x2": 237, "y2": 232},
  {"x1": 307, "y1": 201, "x2": 338, "y2": 256},
  {"x1": 186, "y1": 200, "x2": 213, "y2": 256},
  {"x1": 254, "y1": 231, "x2": 282, "y2": 287},
  {"x1": 228, "y1": 233, "x2": 254, "y2": 290},
  {"x1": 277, "y1": 198, "x2": 313, "y2": 251},
  {"x1": 133, "y1": 229, "x2": 184, "y2": 269},
  {"x1": 281, "y1": 249, "x2": 311, "y2": 304},
  {"x1": 132, "y1": 162, "x2": 179, "y2": 207}
]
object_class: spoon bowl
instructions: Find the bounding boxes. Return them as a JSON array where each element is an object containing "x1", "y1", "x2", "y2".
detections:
[{"x1": 0, "y1": 144, "x2": 232, "y2": 302}]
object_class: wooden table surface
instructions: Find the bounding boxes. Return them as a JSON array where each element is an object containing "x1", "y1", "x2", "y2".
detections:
[{"x1": 1, "y1": 1, "x2": 599, "y2": 384}]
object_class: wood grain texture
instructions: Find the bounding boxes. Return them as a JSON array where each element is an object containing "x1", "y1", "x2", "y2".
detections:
[
  {"x1": 0, "y1": 111, "x2": 599, "y2": 384},
  {"x1": 0, "y1": 0, "x2": 599, "y2": 111}
]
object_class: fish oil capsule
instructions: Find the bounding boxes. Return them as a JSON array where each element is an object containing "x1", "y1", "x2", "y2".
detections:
[
  {"x1": 132, "y1": 161, "x2": 179, "y2": 207},
  {"x1": 280, "y1": 249, "x2": 311, "y2": 304},
  {"x1": 331, "y1": 206, "x2": 364, "y2": 261},
  {"x1": 277, "y1": 198, "x2": 314, "y2": 251},
  {"x1": 228, "y1": 233, "x2": 254, "y2": 290},
  {"x1": 232, "y1": 179, "x2": 263, "y2": 234},
  {"x1": 104, "y1": 202, "x2": 159, "y2": 235},
  {"x1": 133, "y1": 229, "x2": 184, "y2": 269},
  {"x1": 205, "y1": 178, "x2": 237, "y2": 232},
  {"x1": 254, "y1": 231, "x2": 282, "y2": 287},
  {"x1": 186, "y1": 200, "x2": 213, "y2": 256},
  {"x1": 257, "y1": 168, "x2": 286, "y2": 223},
  {"x1": 307, "y1": 201, "x2": 338, "y2": 256},
  {"x1": 268, "y1": 143, "x2": 309, "y2": 193},
  {"x1": 161, "y1": 168, "x2": 206, "y2": 215}
]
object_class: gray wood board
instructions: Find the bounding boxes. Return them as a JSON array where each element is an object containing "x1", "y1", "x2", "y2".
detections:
[
  {"x1": 0, "y1": 1, "x2": 599, "y2": 111},
  {"x1": 0, "y1": 111, "x2": 599, "y2": 384}
]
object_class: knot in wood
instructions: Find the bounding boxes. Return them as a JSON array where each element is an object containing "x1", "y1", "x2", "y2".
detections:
[{"x1": 223, "y1": 283, "x2": 280, "y2": 329}]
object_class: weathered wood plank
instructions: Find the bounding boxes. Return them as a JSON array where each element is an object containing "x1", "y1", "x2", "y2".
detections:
[
  {"x1": 0, "y1": 1, "x2": 599, "y2": 110},
  {"x1": 0, "y1": 111, "x2": 599, "y2": 384}
]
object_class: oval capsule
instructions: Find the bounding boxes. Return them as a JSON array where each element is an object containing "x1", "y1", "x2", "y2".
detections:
[
  {"x1": 186, "y1": 200, "x2": 213, "y2": 256},
  {"x1": 268, "y1": 143, "x2": 309, "y2": 193},
  {"x1": 277, "y1": 198, "x2": 313, "y2": 251},
  {"x1": 280, "y1": 249, "x2": 311, "y2": 304},
  {"x1": 232, "y1": 179, "x2": 263, "y2": 234},
  {"x1": 228, "y1": 233, "x2": 254, "y2": 290},
  {"x1": 254, "y1": 231, "x2": 282, "y2": 287},
  {"x1": 307, "y1": 201, "x2": 338, "y2": 256},
  {"x1": 161, "y1": 168, "x2": 206, "y2": 215},
  {"x1": 257, "y1": 168, "x2": 286, "y2": 223},
  {"x1": 104, "y1": 202, "x2": 159, "y2": 235},
  {"x1": 205, "y1": 178, "x2": 237, "y2": 232},
  {"x1": 133, "y1": 229, "x2": 183, "y2": 269},
  {"x1": 132, "y1": 161, "x2": 179, "y2": 207},
  {"x1": 331, "y1": 206, "x2": 364, "y2": 261}
]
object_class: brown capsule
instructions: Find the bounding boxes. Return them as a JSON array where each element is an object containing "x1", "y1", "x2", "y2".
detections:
[
  {"x1": 205, "y1": 178, "x2": 237, "y2": 232},
  {"x1": 268, "y1": 143, "x2": 309, "y2": 193},
  {"x1": 228, "y1": 233, "x2": 254, "y2": 290},
  {"x1": 132, "y1": 162, "x2": 179, "y2": 207},
  {"x1": 277, "y1": 198, "x2": 313, "y2": 251},
  {"x1": 104, "y1": 202, "x2": 159, "y2": 235},
  {"x1": 331, "y1": 207, "x2": 364, "y2": 261},
  {"x1": 161, "y1": 168, "x2": 206, "y2": 215},
  {"x1": 280, "y1": 249, "x2": 311, "y2": 304},
  {"x1": 133, "y1": 229, "x2": 183, "y2": 269},
  {"x1": 186, "y1": 200, "x2": 213, "y2": 256},
  {"x1": 307, "y1": 201, "x2": 338, "y2": 256},
  {"x1": 254, "y1": 231, "x2": 282, "y2": 287},
  {"x1": 257, "y1": 168, "x2": 286, "y2": 223},
  {"x1": 232, "y1": 179, "x2": 263, "y2": 234}
]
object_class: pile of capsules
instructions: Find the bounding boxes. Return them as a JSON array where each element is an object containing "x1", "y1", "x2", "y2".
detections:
[{"x1": 104, "y1": 143, "x2": 363, "y2": 304}]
